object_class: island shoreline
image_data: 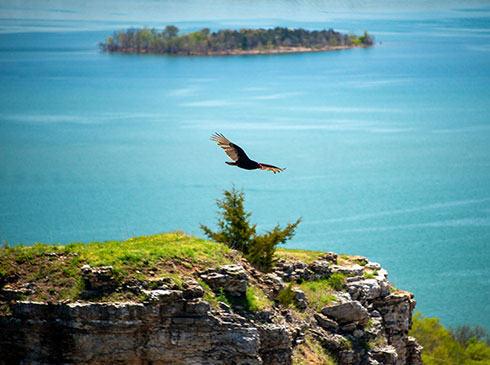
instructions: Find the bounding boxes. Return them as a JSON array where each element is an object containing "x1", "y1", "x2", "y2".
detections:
[
  {"x1": 106, "y1": 44, "x2": 372, "y2": 56},
  {"x1": 100, "y1": 26, "x2": 375, "y2": 56}
]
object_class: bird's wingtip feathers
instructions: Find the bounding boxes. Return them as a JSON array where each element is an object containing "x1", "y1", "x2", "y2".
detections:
[{"x1": 210, "y1": 132, "x2": 225, "y2": 142}]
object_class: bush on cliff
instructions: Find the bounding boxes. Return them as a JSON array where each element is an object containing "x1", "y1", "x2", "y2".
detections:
[
  {"x1": 277, "y1": 282, "x2": 296, "y2": 307},
  {"x1": 200, "y1": 187, "x2": 301, "y2": 271}
]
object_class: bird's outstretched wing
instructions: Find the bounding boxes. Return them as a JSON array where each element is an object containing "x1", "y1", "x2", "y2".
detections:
[
  {"x1": 258, "y1": 163, "x2": 286, "y2": 174},
  {"x1": 210, "y1": 132, "x2": 250, "y2": 162}
]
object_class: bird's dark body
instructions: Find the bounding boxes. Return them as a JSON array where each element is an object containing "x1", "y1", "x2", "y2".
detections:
[
  {"x1": 226, "y1": 160, "x2": 261, "y2": 170},
  {"x1": 210, "y1": 132, "x2": 285, "y2": 174}
]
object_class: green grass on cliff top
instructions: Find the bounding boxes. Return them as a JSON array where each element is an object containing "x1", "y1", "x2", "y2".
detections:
[
  {"x1": 0, "y1": 232, "x2": 233, "y2": 302},
  {"x1": 0, "y1": 232, "x2": 361, "y2": 304},
  {"x1": 275, "y1": 248, "x2": 327, "y2": 264},
  {"x1": 2, "y1": 232, "x2": 231, "y2": 268},
  {"x1": 75, "y1": 231, "x2": 231, "y2": 268}
]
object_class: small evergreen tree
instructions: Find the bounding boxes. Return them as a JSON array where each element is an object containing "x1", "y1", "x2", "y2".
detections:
[
  {"x1": 200, "y1": 187, "x2": 256, "y2": 253},
  {"x1": 200, "y1": 187, "x2": 301, "y2": 271}
]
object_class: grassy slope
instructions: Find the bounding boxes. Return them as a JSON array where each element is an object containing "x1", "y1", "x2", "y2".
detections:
[{"x1": 0, "y1": 232, "x2": 232, "y2": 303}]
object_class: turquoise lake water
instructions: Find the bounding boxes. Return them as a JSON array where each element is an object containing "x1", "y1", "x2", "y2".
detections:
[{"x1": 1, "y1": 0, "x2": 489, "y2": 329}]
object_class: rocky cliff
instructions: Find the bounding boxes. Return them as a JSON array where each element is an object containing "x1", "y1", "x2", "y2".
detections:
[{"x1": 0, "y1": 249, "x2": 422, "y2": 364}]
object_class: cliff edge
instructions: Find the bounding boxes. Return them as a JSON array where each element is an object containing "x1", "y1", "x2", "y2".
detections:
[{"x1": 0, "y1": 233, "x2": 422, "y2": 364}]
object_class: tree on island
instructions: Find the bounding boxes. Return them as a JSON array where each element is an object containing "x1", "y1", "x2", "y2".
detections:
[
  {"x1": 100, "y1": 25, "x2": 374, "y2": 55},
  {"x1": 200, "y1": 187, "x2": 301, "y2": 271}
]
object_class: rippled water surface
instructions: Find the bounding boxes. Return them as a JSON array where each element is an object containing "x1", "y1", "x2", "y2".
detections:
[{"x1": 1, "y1": 0, "x2": 490, "y2": 329}]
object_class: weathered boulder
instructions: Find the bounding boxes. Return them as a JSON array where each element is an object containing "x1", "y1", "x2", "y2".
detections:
[
  {"x1": 182, "y1": 280, "x2": 205, "y2": 299},
  {"x1": 350, "y1": 255, "x2": 368, "y2": 265},
  {"x1": 330, "y1": 264, "x2": 364, "y2": 277},
  {"x1": 274, "y1": 258, "x2": 333, "y2": 282},
  {"x1": 347, "y1": 278, "x2": 390, "y2": 301},
  {"x1": 81, "y1": 265, "x2": 116, "y2": 292},
  {"x1": 185, "y1": 298, "x2": 212, "y2": 315},
  {"x1": 292, "y1": 288, "x2": 308, "y2": 310},
  {"x1": 322, "y1": 252, "x2": 338, "y2": 263},
  {"x1": 200, "y1": 264, "x2": 249, "y2": 296},
  {"x1": 314, "y1": 313, "x2": 339, "y2": 331},
  {"x1": 264, "y1": 273, "x2": 284, "y2": 287},
  {"x1": 341, "y1": 322, "x2": 357, "y2": 333},
  {"x1": 366, "y1": 261, "x2": 381, "y2": 271},
  {"x1": 321, "y1": 301, "x2": 369, "y2": 324},
  {"x1": 308, "y1": 260, "x2": 331, "y2": 279},
  {"x1": 315, "y1": 330, "x2": 352, "y2": 352},
  {"x1": 274, "y1": 260, "x2": 310, "y2": 282},
  {"x1": 141, "y1": 289, "x2": 183, "y2": 303},
  {"x1": 369, "y1": 345, "x2": 399, "y2": 364}
]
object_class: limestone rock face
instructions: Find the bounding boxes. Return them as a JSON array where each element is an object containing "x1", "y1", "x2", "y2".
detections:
[
  {"x1": 0, "y1": 297, "x2": 288, "y2": 364},
  {"x1": 373, "y1": 291, "x2": 416, "y2": 331},
  {"x1": 0, "y1": 256, "x2": 422, "y2": 365}
]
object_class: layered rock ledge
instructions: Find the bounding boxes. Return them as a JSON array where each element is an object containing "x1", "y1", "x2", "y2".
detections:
[{"x1": 0, "y1": 250, "x2": 421, "y2": 364}]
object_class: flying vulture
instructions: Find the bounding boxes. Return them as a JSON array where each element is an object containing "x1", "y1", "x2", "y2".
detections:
[{"x1": 210, "y1": 132, "x2": 285, "y2": 173}]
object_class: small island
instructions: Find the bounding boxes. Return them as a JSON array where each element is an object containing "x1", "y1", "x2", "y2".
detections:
[{"x1": 99, "y1": 25, "x2": 374, "y2": 56}]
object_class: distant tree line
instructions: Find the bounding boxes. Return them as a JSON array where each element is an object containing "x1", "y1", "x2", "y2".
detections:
[
  {"x1": 410, "y1": 312, "x2": 490, "y2": 364},
  {"x1": 99, "y1": 25, "x2": 374, "y2": 55}
]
